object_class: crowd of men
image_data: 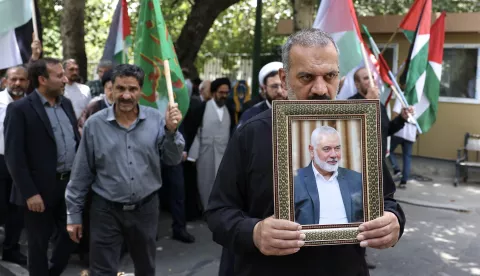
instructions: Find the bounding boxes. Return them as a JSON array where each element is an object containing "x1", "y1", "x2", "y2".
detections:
[{"x1": 0, "y1": 28, "x2": 414, "y2": 276}]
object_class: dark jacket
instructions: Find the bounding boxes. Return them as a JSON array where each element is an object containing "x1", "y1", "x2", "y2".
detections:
[
  {"x1": 180, "y1": 95, "x2": 203, "y2": 153},
  {"x1": 4, "y1": 91, "x2": 80, "y2": 206},
  {"x1": 237, "y1": 100, "x2": 269, "y2": 129},
  {"x1": 205, "y1": 110, "x2": 406, "y2": 276},
  {"x1": 240, "y1": 95, "x2": 264, "y2": 114}
]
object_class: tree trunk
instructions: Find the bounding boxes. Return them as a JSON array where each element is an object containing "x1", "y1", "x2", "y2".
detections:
[
  {"x1": 61, "y1": 0, "x2": 88, "y2": 82},
  {"x1": 175, "y1": 0, "x2": 242, "y2": 79},
  {"x1": 292, "y1": 0, "x2": 316, "y2": 31}
]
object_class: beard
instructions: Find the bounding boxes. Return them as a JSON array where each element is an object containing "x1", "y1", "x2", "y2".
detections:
[
  {"x1": 215, "y1": 97, "x2": 226, "y2": 107},
  {"x1": 46, "y1": 87, "x2": 63, "y2": 98},
  {"x1": 265, "y1": 93, "x2": 286, "y2": 103},
  {"x1": 7, "y1": 87, "x2": 25, "y2": 97},
  {"x1": 314, "y1": 151, "x2": 339, "y2": 172},
  {"x1": 68, "y1": 74, "x2": 80, "y2": 83}
]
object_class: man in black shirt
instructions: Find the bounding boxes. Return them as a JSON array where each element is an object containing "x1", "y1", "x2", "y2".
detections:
[{"x1": 206, "y1": 29, "x2": 405, "y2": 276}]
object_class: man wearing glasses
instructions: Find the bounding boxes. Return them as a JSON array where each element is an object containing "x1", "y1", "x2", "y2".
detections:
[{"x1": 237, "y1": 62, "x2": 287, "y2": 127}]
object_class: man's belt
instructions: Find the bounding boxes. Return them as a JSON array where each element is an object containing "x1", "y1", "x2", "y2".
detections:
[
  {"x1": 56, "y1": 171, "x2": 71, "y2": 180},
  {"x1": 108, "y1": 192, "x2": 156, "y2": 211}
]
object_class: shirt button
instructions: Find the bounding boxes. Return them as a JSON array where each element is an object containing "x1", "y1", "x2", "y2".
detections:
[
  {"x1": 131, "y1": 177, "x2": 134, "y2": 180},
  {"x1": 129, "y1": 162, "x2": 132, "y2": 165},
  {"x1": 128, "y1": 146, "x2": 131, "y2": 149}
]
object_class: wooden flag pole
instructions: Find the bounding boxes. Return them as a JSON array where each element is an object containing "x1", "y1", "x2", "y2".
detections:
[
  {"x1": 163, "y1": 60, "x2": 177, "y2": 124},
  {"x1": 360, "y1": 43, "x2": 375, "y2": 88},
  {"x1": 31, "y1": 0, "x2": 39, "y2": 40},
  {"x1": 380, "y1": 27, "x2": 399, "y2": 56}
]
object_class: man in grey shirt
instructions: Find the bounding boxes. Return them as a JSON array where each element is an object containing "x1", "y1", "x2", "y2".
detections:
[{"x1": 65, "y1": 64, "x2": 184, "y2": 276}]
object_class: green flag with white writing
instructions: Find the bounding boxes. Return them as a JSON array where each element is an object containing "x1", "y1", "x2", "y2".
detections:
[{"x1": 133, "y1": 0, "x2": 189, "y2": 118}]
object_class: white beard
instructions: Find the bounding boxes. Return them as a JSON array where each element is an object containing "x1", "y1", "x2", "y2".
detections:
[{"x1": 314, "y1": 151, "x2": 338, "y2": 172}]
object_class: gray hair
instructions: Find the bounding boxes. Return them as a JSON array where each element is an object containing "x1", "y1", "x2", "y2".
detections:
[
  {"x1": 311, "y1": 126, "x2": 341, "y2": 149},
  {"x1": 6, "y1": 65, "x2": 28, "y2": 78},
  {"x1": 199, "y1": 80, "x2": 209, "y2": 91},
  {"x1": 281, "y1": 28, "x2": 338, "y2": 74},
  {"x1": 62, "y1": 58, "x2": 77, "y2": 69},
  {"x1": 98, "y1": 60, "x2": 113, "y2": 69}
]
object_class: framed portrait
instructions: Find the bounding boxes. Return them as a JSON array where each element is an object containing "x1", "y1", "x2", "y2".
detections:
[{"x1": 272, "y1": 100, "x2": 383, "y2": 246}]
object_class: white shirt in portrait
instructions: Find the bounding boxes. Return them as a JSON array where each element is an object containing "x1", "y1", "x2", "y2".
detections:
[{"x1": 312, "y1": 165, "x2": 348, "y2": 224}]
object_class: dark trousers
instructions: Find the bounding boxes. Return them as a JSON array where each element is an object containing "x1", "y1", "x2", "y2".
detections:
[
  {"x1": 24, "y1": 177, "x2": 77, "y2": 276},
  {"x1": 160, "y1": 162, "x2": 186, "y2": 233},
  {"x1": 183, "y1": 161, "x2": 203, "y2": 221},
  {"x1": 219, "y1": 248, "x2": 235, "y2": 276},
  {"x1": 0, "y1": 155, "x2": 23, "y2": 253},
  {"x1": 89, "y1": 193, "x2": 159, "y2": 276}
]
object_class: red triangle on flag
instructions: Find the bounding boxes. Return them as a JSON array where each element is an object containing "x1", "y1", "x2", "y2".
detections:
[
  {"x1": 399, "y1": 0, "x2": 426, "y2": 32},
  {"x1": 121, "y1": 0, "x2": 131, "y2": 39},
  {"x1": 428, "y1": 12, "x2": 446, "y2": 64}
]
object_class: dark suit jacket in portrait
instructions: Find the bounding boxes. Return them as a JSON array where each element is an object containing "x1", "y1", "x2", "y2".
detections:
[
  {"x1": 4, "y1": 91, "x2": 80, "y2": 206},
  {"x1": 294, "y1": 163, "x2": 363, "y2": 225}
]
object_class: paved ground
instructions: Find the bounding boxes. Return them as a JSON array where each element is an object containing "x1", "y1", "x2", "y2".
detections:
[{"x1": 1, "y1": 156, "x2": 480, "y2": 275}]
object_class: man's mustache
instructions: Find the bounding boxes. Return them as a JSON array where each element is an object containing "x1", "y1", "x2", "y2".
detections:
[
  {"x1": 119, "y1": 99, "x2": 134, "y2": 104},
  {"x1": 308, "y1": 94, "x2": 331, "y2": 100}
]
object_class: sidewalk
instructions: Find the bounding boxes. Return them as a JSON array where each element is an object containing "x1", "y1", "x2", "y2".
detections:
[
  {"x1": 389, "y1": 154, "x2": 480, "y2": 213},
  {"x1": 1, "y1": 156, "x2": 479, "y2": 275}
]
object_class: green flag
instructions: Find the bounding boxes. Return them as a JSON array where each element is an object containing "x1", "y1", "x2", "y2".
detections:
[
  {"x1": 133, "y1": 0, "x2": 189, "y2": 118},
  {"x1": 403, "y1": 0, "x2": 431, "y2": 106}
]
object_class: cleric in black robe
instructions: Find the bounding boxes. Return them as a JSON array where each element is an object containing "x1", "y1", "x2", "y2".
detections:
[{"x1": 205, "y1": 28, "x2": 405, "y2": 276}]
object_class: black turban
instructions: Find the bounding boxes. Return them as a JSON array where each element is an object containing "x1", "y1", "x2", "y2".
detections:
[
  {"x1": 101, "y1": 70, "x2": 113, "y2": 87},
  {"x1": 211, "y1": 77, "x2": 231, "y2": 93}
]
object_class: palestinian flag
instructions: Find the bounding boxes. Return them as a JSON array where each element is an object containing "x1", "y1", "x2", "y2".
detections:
[
  {"x1": 0, "y1": 0, "x2": 42, "y2": 70},
  {"x1": 416, "y1": 12, "x2": 445, "y2": 133},
  {"x1": 400, "y1": 0, "x2": 427, "y2": 43},
  {"x1": 401, "y1": 0, "x2": 431, "y2": 106},
  {"x1": 102, "y1": 0, "x2": 132, "y2": 64},
  {"x1": 133, "y1": 0, "x2": 189, "y2": 118},
  {"x1": 313, "y1": 0, "x2": 383, "y2": 100},
  {"x1": 362, "y1": 24, "x2": 395, "y2": 104}
]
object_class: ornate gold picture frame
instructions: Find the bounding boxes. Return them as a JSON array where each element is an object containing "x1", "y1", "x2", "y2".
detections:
[{"x1": 272, "y1": 100, "x2": 383, "y2": 246}]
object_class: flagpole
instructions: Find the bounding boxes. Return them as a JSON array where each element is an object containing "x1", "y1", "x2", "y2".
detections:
[
  {"x1": 364, "y1": 27, "x2": 423, "y2": 134},
  {"x1": 164, "y1": 60, "x2": 177, "y2": 125},
  {"x1": 360, "y1": 43, "x2": 375, "y2": 88},
  {"x1": 380, "y1": 27, "x2": 399, "y2": 56},
  {"x1": 31, "y1": 0, "x2": 39, "y2": 40},
  {"x1": 123, "y1": 40, "x2": 127, "y2": 64}
]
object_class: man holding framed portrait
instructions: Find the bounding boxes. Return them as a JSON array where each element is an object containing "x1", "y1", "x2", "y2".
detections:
[{"x1": 205, "y1": 28, "x2": 405, "y2": 275}]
